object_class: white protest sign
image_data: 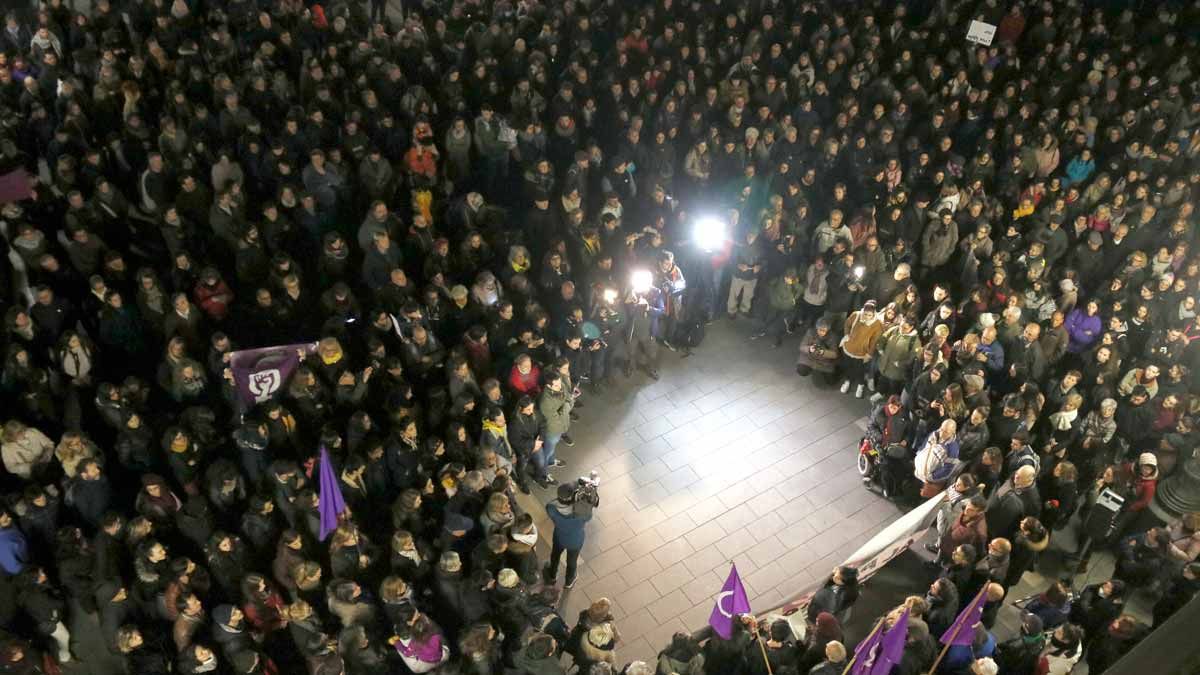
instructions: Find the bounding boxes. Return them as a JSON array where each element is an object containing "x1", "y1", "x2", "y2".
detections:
[{"x1": 966, "y1": 20, "x2": 997, "y2": 46}]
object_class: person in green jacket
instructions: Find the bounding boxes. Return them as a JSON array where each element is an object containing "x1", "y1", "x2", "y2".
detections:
[
  {"x1": 512, "y1": 632, "x2": 567, "y2": 675},
  {"x1": 753, "y1": 267, "x2": 802, "y2": 347},
  {"x1": 537, "y1": 373, "x2": 573, "y2": 472},
  {"x1": 874, "y1": 314, "x2": 922, "y2": 398}
]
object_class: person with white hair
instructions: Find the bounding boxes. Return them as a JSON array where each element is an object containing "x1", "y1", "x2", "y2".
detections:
[{"x1": 913, "y1": 419, "x2": 960, "y2": 497}]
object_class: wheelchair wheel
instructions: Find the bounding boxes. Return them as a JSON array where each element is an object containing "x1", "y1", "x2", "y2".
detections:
[{"x1": 857, "y1": 451, "x2": 873, "y2": 476}]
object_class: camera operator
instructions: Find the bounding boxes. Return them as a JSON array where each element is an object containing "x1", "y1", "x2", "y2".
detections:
[{"x1": 544, "y1": 482, "x2": 594, "y2": 589}]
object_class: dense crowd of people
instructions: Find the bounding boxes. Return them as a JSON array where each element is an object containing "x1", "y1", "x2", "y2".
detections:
[{"x1": 1, "y1": 0, "x2": 1200, "y2": 673}]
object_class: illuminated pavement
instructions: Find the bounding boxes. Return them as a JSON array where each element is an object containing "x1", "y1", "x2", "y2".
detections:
[{"x1": 528, "y1": 317, "x2": 900, "y2": 665}]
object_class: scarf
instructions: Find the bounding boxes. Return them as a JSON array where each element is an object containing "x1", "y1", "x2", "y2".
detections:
[
  {"x1": 482, "y1": 419, "x2": 513, "y2": 457},
  {"x1": 1049, "y1": 409, "x2": 1078, "y2": 430}
]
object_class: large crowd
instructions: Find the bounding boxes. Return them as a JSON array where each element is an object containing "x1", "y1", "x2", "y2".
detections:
[{"x1": 1, "y1": 0, "x2": 1200, "y2": 673}]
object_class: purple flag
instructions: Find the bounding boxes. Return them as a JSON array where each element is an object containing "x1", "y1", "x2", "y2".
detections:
[
  {"x1": 708, "y1": 564, "x2": 752, "y2": 639},
  {"x1": 317, "y1": 445, "x2": 347, "y2": 541},
  {"x1": 229, "y1": 342, "x2": 317, "y2": 408},
  {"x1": 869, "y1": 609, "x2": 910, "y2": 675},
  {"x1": 849, "y1": 621, "x2": 885, "y2": 675},
  {"x1": 0, "y1": 168, "x2": 33, "y2": 205},
  {"x1": 940, "y1": 586, "x2": 987, "y2": 646}
]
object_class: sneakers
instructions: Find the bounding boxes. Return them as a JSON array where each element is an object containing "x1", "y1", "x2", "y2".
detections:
[
  {"x1": 855, "y1": 384, "x2": 865, "y2": 399},
  {"x1": 662, "y1": 340, "x2": 677, "y2": 352},
  {"x1": 750, "y1": 332, "x2": 765, "y2": 340},
  {"x1": 564, "y1": 575, "x2": 577, "y2": 589},
  {"x1": 561, "y1": 435, "x2": 575, "y2": 447},
  {"x1": 553, "y1": 458, "x2": 567, "y2": 468},
  {"x1": 867, "y1": 378, "x2": 876, "y2": 392},
  {"x1": 784, "y1": 318, "x2": 795, "y2": 334},
  {"x1": 840, "y1": 380, "x2": 851, "y2": 394},
  {"x1": 538, "y1": 473, "x2": 558, "y2": 487},
  {"x1": 869, "y1": 392, "x2": 884, "y2": 404}
]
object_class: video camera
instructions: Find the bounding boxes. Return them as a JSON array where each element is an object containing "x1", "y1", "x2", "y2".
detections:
[{"x1": 566, "y1": 471, "x2": 601, "y2": 518}]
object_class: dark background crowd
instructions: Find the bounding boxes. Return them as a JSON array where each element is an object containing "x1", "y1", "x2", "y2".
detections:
[{"x1": 0, "y1": 0, "x2": 1199, "y2": 672}]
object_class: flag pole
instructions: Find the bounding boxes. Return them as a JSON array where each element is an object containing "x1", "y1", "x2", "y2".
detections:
[
  {"x1": 841, "y1": 617, "x2": 886, "y2": 675},
  {"x1": 925, "y1": 587, "x2": 987, "y2": 675},
  {"x1": 754, "y1": 620, "x2": 774, "y2": 675}
]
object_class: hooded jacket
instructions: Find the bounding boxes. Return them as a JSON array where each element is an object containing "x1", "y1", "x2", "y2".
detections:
[
  {"x1": 841, "y1": 310, "x2": 884, "y2": 359},
  {"x1": 544, "y1": 499, "x2": 590, "y2": 551},
  {"x1": 876, "y1": 325, "x2": 922, "y2": 381}
]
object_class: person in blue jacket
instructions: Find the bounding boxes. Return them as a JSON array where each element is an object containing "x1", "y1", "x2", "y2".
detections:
[
  {"x1": 0, "y1": 509, "x2": 28, "y2": 575},
  {"x1": 543, "y1": 483, "x2": 592, "y2": 589}
]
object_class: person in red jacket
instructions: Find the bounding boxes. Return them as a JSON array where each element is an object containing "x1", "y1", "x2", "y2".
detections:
[
  {"x1": 507, "y1": 354, "x2": 541, "y2": 398},
  {"x1": 1124, "y1": 453, "x2": 1159, "y2": 515}
]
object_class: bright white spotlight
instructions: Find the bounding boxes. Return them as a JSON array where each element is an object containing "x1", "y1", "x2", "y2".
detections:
[
  {"x1": 693, "y1": 215, "x2": 726, "y2": 251},
  {"x1": 853, "y1": 266, "x2": 865, "y2": 279},
  {"x1": 631, "y1": 269, "x2": 653, "y2": 294},
  {"x1": 603, "y1": 288, "x2": 618, "y2": 303}
]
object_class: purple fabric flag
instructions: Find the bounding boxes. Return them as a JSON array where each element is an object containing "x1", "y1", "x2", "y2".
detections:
[
  {"x1": 0, "y1": 168, "x2": 33, "y2": 205},
  {"x1": 229, "y1": 342, "x2": 317, "y2": 408},
  {"x1": 317, "y1": 445, "x2": 347, "y2": 541},
  {"x1": 940, "y1": 586, "x2": 987, "y2": 646},
  {"x1": 708, "y1": 564, "x2": 752, "y2": 639},
  {"x1": 869, "y1": 609, "x2": 910, "y2": 675},
  {"x1": 849, "y1": 621, "x2": 885, "y2": 675}
]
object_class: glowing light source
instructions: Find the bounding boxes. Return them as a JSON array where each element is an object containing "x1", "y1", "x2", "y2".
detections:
[
  {"x1": 694, "y1": 215, "x2": 727, "y2": 251},
  {"x1": 631, "y1": 270, "x2": 653, "y2": 294}
]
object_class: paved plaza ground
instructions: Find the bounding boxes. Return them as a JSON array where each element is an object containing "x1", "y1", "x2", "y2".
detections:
[{"x1": 524, "y1": 317, "x2": 899, "y2": 665}]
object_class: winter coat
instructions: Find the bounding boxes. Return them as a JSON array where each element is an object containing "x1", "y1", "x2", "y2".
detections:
[
  {"x1": 841, "y1": 311, "x2": 884, "y2": 360},
  {"x1": 940, "y1": 510, "x2": 988, "y2": 557},
  {"x1": 921, "y1": 220, "x2": 959, "y2": 267},
  {"x1": 512, "y1": 643, "x2": 567, "y2": 675},
  {"x1": 545, "y1": 500, "x2": 590, "y2": 551},
  {"x1": 767, "y1": 277, "x2": 802, "y2": 312},
  {"x1": 1, "y1": 428, "x2": 55, "y2": 479},
  {"x1": 796, "y1": 327, "x2": 839, "y2": 373},
  {"x1": 538, "y1": 387, "x2": 574, "y2": 436},
  {"x1": 0, "y1": 526, "x2": 28, "y2": 575},
  {"x1": 914, "y1": 433, "x2": 960, "y2": 483},
  {"x1": 1065, "y1": 308, "x2": 1101, "y2": 353},
  {"x1": 876, "y1": 326, "x2": 921, "y2": 381}
]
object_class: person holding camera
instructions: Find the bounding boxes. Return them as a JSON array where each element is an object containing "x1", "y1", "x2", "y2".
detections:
[{"x1": 544, "y1": 483, "x2": 592, "y2": 589}]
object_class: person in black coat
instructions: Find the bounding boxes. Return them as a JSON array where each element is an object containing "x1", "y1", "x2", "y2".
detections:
[
  {"x1": 924, "y1": 577, "x2": 960, "y2": 640},
  {"x1": 1004, "y1": 517, "x2": 1050, "y2": 589},
  {"x1": 211, "y1": 603, "x2": 254, "y2": 659},
  {"x1": 1071, "y1": 580, "x2": 1126, "y2": 644},
  {"x1": 94, "y1": 581, "x2": 134, "y2": 653},
  {"x1": 66, "y1": 458, "x2": 112, "y2": 530},
  {"x1": 986, "y1": 466, "x2": 1039, "y2": 543},
  {"x1": 1085, "y1": 616, "x2": 1146, "y2": 675},
  {"x1": 744, "y1": 618, "x2": 798, "y2": 675},
  {"x1": 1152, "y1": 562, "x2": 1200, "y2": 627},
  {"x1": 806, "y1": 565, "x2": 860, "y2": 625},
  {"x1": 893, "y1": 618, "x2": 937, "y2": 675}
]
